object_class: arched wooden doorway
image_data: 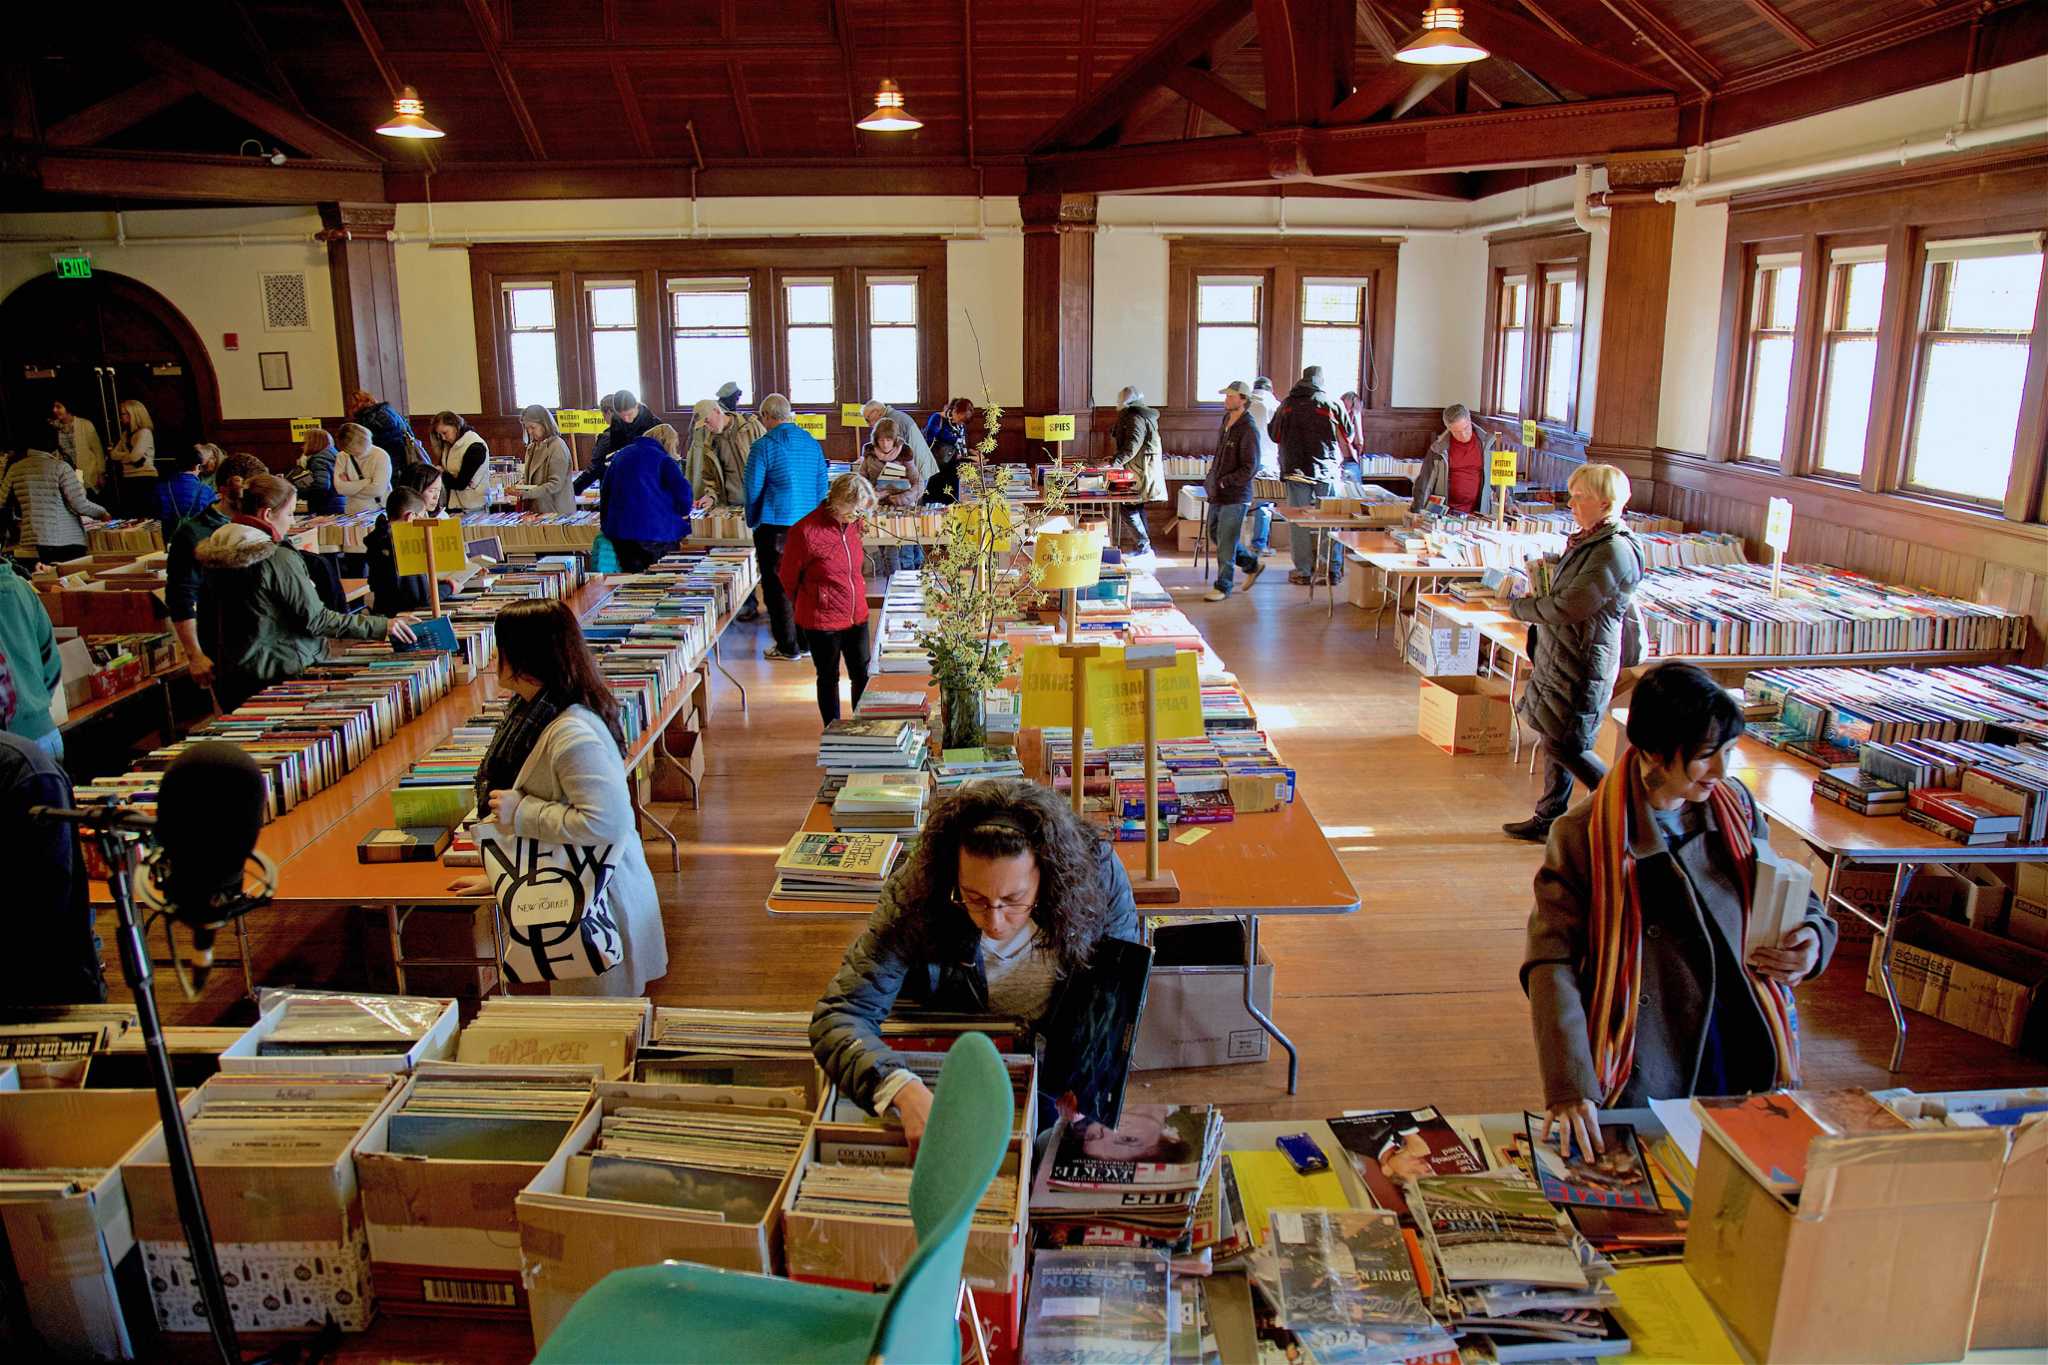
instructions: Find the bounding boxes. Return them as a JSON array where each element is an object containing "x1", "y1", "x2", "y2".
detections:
[{"x1": 0, "y1": 270, "x2": 219, "y2": 453}]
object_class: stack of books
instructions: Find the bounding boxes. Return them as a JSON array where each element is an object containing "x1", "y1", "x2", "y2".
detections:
[
  {"x1": 1029, "y1": 1104, "x2": 1226, "y2": 1250},
  {"x1": 390, "y1": 727, "x2": 490, "y2": 830},
  {"x1": 830, "y1": 772, "x2": 930, "y2": 832},
  {"x1": 935, "y1": 745, "x2": 1024, "y2": 790},
  {"x1": 1856, "y1": 739, "x2": 2048, "y2": 843},
  {"x1": 1901, "y1": 787, "x2": 2029, "y2": 846},
  {"x1": 818, "y1": 718, "x2": 929, "y2": 774},
  {"x1": 1814, "y1": 765, "x2": 1908, "y2": 816},
  {"x1": 771, "y1": 831, "x2": 906, "y2": 903},
  {"x1": 1637, "y1": 564, "x2": 2029, "y2": 658},
  {"x1": 853, "y1": 689, "x2": 932, "y2": 721}
]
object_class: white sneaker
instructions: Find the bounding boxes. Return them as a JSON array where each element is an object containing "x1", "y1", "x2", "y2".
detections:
[{"x1": 1202, "y1": 588, "x2": 1228, "y2": 602}]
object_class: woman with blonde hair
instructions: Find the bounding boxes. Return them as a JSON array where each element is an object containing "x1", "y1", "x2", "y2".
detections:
[
  {"x1": 644, "y1": 422, "x2": 682, "y2": 461},
  {"x1": 111, "y1": 398, "x2": 157, "y2": 516},
  {"x1": 333, "y1": 422, "x2": 393, "y2": 515},
  {"x1": 516, "y1": 405, "x2": 575, "y2": 513},
  {"x1": 778, "y1": 472, "x2": 877, "y2": 724},
  {"x1": 1503, "y1": 463, "x2": 1646, "y2": 841}
]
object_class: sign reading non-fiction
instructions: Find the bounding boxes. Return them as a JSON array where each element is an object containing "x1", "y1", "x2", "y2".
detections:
[
  {"x1": 794, "y1": 412, "x2": 829, "y2": 440},
  {"x1": 1020, "y1": 643, "x2": 1201, "y2": 748},
  {"x1": 390, "y1": 517, "x2": 468, "y2": 577}
]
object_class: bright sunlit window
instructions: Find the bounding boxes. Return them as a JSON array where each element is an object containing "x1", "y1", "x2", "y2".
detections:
[
  {"x1": 503, "y1": 284, "x2": 560, "y2": 409},
  {"x1": 1740, "y1": 255, "x2": 1802, "y2": 464},
  {"x1": 670, "y1": 279, "x2": 753, "y2": 406},
  {"x1": 1904, "y1": 237, "x2": 2045, "y2": 503}
]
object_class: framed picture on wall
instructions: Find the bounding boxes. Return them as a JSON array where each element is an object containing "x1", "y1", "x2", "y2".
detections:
[{"x1": 258, "y1": 351, "x2": 292, "y2": 391}]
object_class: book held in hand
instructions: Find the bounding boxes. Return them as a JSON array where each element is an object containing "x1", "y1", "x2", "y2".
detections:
[{"x1": 1521, "y1": 1113, "x2": 1659, "y2": 1210}]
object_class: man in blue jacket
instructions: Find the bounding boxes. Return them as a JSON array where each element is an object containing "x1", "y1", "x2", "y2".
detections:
[
  {"x1": 745, "y1": 393, "x2": 829, "y2": 661},
  {"x1": 599, "y1": 433, "x2": 696, "y2": 573}
]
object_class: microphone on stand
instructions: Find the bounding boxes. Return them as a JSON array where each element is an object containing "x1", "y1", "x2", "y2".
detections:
[{"x1": 135, "y1": 742, "x2": 274, "y2": 995}]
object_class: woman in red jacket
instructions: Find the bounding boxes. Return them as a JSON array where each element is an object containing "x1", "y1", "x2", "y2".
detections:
[{"x1": 780, "y1": 472, "x2": 879, "y2": 723}]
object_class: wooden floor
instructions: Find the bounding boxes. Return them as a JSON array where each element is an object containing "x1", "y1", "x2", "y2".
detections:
[{"x1": 135, "y1": 544, "x2": 2048, "y2": 1363}]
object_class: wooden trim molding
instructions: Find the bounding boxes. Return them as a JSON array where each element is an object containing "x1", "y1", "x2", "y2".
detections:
[{"x1": 1480, "y1": 228, "x2": 1591, "y2": 431}]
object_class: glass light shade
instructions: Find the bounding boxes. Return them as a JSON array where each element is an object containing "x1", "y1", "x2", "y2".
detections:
[
  {"x1": 376, "y1": 86, "x2": 446, "y2": 139},
  {"x1": 1395, "y1": 8, "x2": 1489, "y2": 65},
  {"x1": 856, "y1": 78, "x2": 923, "y2": 132}
]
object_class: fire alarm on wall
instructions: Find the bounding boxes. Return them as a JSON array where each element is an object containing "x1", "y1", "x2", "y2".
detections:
[{"x1": 223, "y1": 333, "x2": 240, "y2": 351}]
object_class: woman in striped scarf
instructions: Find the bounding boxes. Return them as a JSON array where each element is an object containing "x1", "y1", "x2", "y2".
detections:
[{"x1": 1523, "y1": 663, "x2": 1836, "y2": 1160}]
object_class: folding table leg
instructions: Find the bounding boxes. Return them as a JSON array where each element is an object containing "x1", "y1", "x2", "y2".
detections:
[
  {"x1": 1240, "y1": 915, "x2": 1300, "y2": 1094},
  {"x1": 712, "y1": 637, "x2": 748, "y2": 712},
  {"x1": 1879, "y1": 864, "x2": 1917, "y2": 1072}
]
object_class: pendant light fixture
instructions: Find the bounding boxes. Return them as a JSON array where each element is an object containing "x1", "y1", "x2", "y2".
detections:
[
  {"x1": 376, "y1": 86, "x2": 446, "y2": 139},
  {"x1": 857, "y1": 77, "x2": 922, "y2": 132},
  {"x1": 1394, "y1": 7, "x2": 1489, "y2": 65}
]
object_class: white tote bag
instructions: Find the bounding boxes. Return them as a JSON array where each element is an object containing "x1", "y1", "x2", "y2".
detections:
[{"x1": 478, "y1": 824, "x2": 623, "y2": 983}]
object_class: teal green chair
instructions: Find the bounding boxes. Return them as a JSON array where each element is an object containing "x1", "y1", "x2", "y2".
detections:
[{"x1": 536, "y1": 1032, "x2": 1016, "y2": 1365}]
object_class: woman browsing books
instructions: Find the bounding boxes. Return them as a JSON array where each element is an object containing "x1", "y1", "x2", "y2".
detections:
[
  {"x1": 811, "y1": 780, "x2": 1140, "y2": 1146},
  {"x1": 1523, "y1": 663, "x2": 1837, "y2": 1159}
]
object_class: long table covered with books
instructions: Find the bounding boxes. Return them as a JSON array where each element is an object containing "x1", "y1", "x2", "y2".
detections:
[{"x1": 765, "y1": 570, "x2": 1359, "y2": 1093}]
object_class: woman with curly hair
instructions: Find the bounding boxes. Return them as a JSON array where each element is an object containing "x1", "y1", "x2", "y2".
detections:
[{"x1": 811, "y1": 779, "x2": 1140, "y2": 1146}]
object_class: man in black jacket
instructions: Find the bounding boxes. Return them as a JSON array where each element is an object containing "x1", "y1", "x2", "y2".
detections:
[
  {"x1": 1267, "y1": 365, "x2": 1348, "y2": 585},
  {"x1": 1203, "y1": 381, "x2": 1264, "y2": 601}
]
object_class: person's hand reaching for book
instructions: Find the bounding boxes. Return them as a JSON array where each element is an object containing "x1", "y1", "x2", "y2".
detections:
[
  {"x1": 1542, "y1": 1099, "x2": 1602, "y2": 1161},
  {"x1": 386, "y1": 617, "x2": 417, "y2": 646},
  {"x1": 890, "y1": 1078, "x2": 935, "y2": 1151},
  {"x1": 1748, "y1": 923, "x2": 1820, "y2": 986}
]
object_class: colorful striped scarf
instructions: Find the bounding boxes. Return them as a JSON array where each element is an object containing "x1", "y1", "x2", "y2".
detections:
[{"x1": 1584, "y1": 750, "x2": 1801, "y2": 1105}]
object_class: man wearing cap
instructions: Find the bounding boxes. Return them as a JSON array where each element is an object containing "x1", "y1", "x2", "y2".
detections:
[
  {"x1": 1268, "y1": 365, "x2": 1348, "y2": 585},
  {"x1": 1110, "y1": 386, "x2": 1165, "y2": 563},
  {"x1": 1202, "y1": 381, "x2": 1263, "y2": 601},
  {"x1": 716, "y1": 381, "x2": 745, "y2": 414}
]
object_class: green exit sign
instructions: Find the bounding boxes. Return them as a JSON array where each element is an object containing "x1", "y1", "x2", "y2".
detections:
[{"x1": 54, "y1": 255, "x2": 91, "y2": 279}]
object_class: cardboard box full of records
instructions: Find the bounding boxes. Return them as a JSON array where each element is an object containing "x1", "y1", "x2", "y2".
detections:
[{"x1": 217, "y1": 991, "x2": 459, "y2": 1076}]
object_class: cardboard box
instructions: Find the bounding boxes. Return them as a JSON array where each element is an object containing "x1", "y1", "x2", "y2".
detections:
[
  {"x1": 1344, "y1": 572, "x2": 1377, "y2": 609},
  {"x1": 1975, "y1": 1115, "x2": 2048, "y2": 1350},
  {"x1": 1826, "y1": 863, "x2": 1966, "y2": 936},
  {"x1": 517, "y1": 1082, "x2": 810, "y2": 1347},
  {"x1": 1868, "y1": 914, "x2": 2048, "y2": 1057},
  {"x1": 2015, "y1": 861, "x2": 2048, "y2": 904},
  {"x1": 1174, "y1": 518, "x2": 1201, "y2": 552},
  {"x1": 1416, "y1": 675, "x2": 1510, "y2": 755},
  {"x1": 2008, "y1": 895, "x2": 2048, "y2": 951},
  {"x1": 217, "y1": 992, "x2": 459, "y2": 1075},
  {"x1": 1133, "y1": 920, "x2": 1273, "y2": 1070},
  {"x1": 355, "y1": 1063, "x2": 602, "y2": 1319},
  {"x1": 1404, "y1": 618, "x2": 1480, "y2": 676},
  {"x1": 123, "y1": 1075, "x2": 401, "y2": 1336},
  {"x1": 1685, "y1": 1125, "x2": 2007, "y2": 1363},
  {"x1": 0, "y1": 1089, "x2": 187, "y2": 1358},
  {"x1": 1953, "y1": 863, "x2": 2015, "y2": 934},
  {"x1": 786, "y1": 1057, "x2": 1035, "y2": 1365}
]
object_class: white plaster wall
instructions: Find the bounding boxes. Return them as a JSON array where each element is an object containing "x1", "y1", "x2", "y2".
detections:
[
  {"x1": 0, "y1": 207, "x2": 340, "y2": 420},
  {"x1": 1092, "y1": 229, "x2": 1169, "y2": 406},
  {"x1": 1390, "y1": 235, "x2": 1486, "y2": 409}
]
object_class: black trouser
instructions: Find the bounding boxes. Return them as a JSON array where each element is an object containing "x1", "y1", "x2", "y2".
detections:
[
  {"x1": 802, "y1": 622, "x2": 871, "y2": 723},
  {"x1": 1126, "y1": 501, "x2": 1153, "y2": 555},
  {"x1": 753, "y1": 524, "x2": 797, "y2": 653},
  {"x1": 22, "y1": 543, "x2": 86, "y2": 570},
  {"x1": 1534, "y1": 740, "x2": 1609, "y2": 822},
  {"x1": 616, "y1": 538, "x2": 679, "y2": 574}
]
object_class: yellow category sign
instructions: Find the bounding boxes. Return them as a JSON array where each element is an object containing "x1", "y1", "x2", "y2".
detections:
[
  {"x1": 556, "y1": 408, "x2": 607, "y2": 435},
  {"x1": 946, "y1": 498, "x2": 1013, "y2": 552},
  {"x1": 841, "y1": 403, "x2": 869, "y2": 426},
  {"x1": 289, "y1": 417, "x2": 324, "y2": 440},
  {"x1": 390, "y1": 517, "x2": 468, "y2": 578},
  {"x1": 1033, "y1": 529, "x2": 1104, "y2": 590},
  {"x1": 1019, "y1": 644, "x2": 1078, "y2": 732},
  {"x1": 1490, "y1": 448, "x2": 1518, "y2": 486},
  {"x1": 1042, "y1": 414, "x2": 1076, "y2": 442},
  {"x1": 793, "y1": 412, "x2": 829, "y2": 440},
  {"x1": 1521, "y1": 418, "x2": 1540, "y2": 446},
  {"x1": 1019, "y1": 644, "x2": 1202, "y2": 748},
  {"x1": 1024, "y1": 416, "x2": 1044, "y2": 440}
]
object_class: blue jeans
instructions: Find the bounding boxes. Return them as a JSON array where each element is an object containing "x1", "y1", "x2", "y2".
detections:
[
  {"x1": 34, "y1": 729, "x2": 64, "y2": 762},
  {"x1": 1248, "y1": 503, "x2": 1272, "y2": 553},
  {"x1": 1285, "y1": 480, "x2": 1341, "y2": 578},
  {"x1": 1208, "y1": 503, "x2": 1259, "y2": 592}
]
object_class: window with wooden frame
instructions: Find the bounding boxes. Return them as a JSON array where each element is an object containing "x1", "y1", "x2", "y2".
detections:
[
  {"x1": 1494, "y1": 274, "x2": 1528, "y2": 417},
  {"x1": 1810, "y1": 246, "x2": 1886, "y2": 479},
  {"x1": 1538, "y1": 271, "x2": 1579, "y2": 425},
  {"x1": 1737, "y1": 253, "x2": 1803, "y2": 465},
  {"x1": 668, "y1": 278, "x2": 753, "y2": 403},
  {"x1": 864, "y1": 275, "x2": 919, "y2": 404},
  {"x1": 783, "y1": 278, "x2": 836, "y2": 404},
  {"x1": 585, "y1": 282, "x2": 640, "y2": 401},
  {"x1": 502, "y1": 283, "x2": 561, "y2": 409},
  {"x1": 1166, "y1": 240, "x2": 1397, "y2": 410},
  {"x1": 1903, "y1": 235, "x2": 2046, "y2": 504}
]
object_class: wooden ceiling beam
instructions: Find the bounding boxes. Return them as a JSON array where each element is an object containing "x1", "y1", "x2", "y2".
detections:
[
  {"x1": 727, "y1": 60, "x2": 763, "y2": 158},
  {"x1": 32, "y1": 149, "x2": 385, "y2": 203},
  {"x1": 1354, "y1": 0, "x2": 1398, "y2": 58},
  {"x1": 612, "y1": 66, "x2": 654, "y2": 158},
  {"x1": 1027, "y1": 92, "x2": 1679, "y2": 193},
  {"x1": 337, "y1": 0, "x2": 403, "y2": 100},
  {"x1": 1454, "y1": 1, "x2": 1668, "y2": 97},
  {"x1": 1254, "y1": 0, "x2": 1356, "y2": 125},
  {"x1": 1320, "y1": 171, "x2": 1470, "y2": 199},
  {"x1": 1510, "y1": 0, "x2": 1578, "y2": 45},
  {"x1": 1589, "y1": 0, "x2": 1719, "y2": 92},
  {"x1": 1327, "y1": 64, "x2": 1439, "y2": 123},
  {"x1": 461, "y1": 0, "x2": 547, "y2": 160},
  {"x1": 385, "y1": 159, "x2": 1030, "y2": 201},
  {"x1": 1032, "y1": 0, "x2": 1254, "y2": 152},
  {"x1": 129, "y1": 37, "x2": 381, "y2": 164},
  {"x1": 229, "y1": 0, "x2": 308, "y2": 114},
  {"x1": 1163, "y1": 65, "x2": 1265, "y2": 133},
  {"x1": 831, "y1": 0, "x2": 864, "y2": 154},
  {"x1": 4, "y1": 62, "x2": 38, "y2": 143},
  {"x1": 1109, "y1": 9, "x2": 1263, "y2": 145},
  {"x1": 1740, "y1": 0, "x2": 1818, "y2": 52},
  {"x1": 43, "y1": 80, "x2": 193, "y2": 147}
]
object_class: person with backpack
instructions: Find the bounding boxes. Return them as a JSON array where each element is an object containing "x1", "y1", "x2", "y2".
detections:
[
  {"x1": 1502, "y1": 463, "x2": 1647, "y2": 843},
  {"x1": 1110, "y1": 386, "x2": 1165, "y2": 561},
  {"x1": 347, "y1": 389, "x2": 430, "y2": 467},
  {"x1": 1267, "y1": 365, "x2": 1349, "y2": 585},
  {"x1": 431, "y1": 411, "x2": 492, "y2": 512}
]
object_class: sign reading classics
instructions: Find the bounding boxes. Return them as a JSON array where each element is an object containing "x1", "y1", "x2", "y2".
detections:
[
  {"x1": 555, "y1": 408, "x2": 607, "y2": 434},
  {"x1": 289, "y1": 417, "x2": 325, "y2": 440},
  {"x1": 793, "y1": 412, "x2": 828, "y2": 439},
  {"x1": 1490, "y1": 449, "x2": 1517, "y2": 486},
  {"x1": 1763, "y1": 496, "x2": 1794, "y2": 553},
  {"x1": 390, "y1": 517, "x2": 468, "y2": 577}
]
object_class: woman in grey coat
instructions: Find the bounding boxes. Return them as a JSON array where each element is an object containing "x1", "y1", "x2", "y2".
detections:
[
  {"x1": 516, "y1": 405, "x2": 576, "y2": 514},
  {"x1": 1503, "y1": 462, "x2": 1645, "y2": 841},
  {"x1": 1525, "y1": 663, "x2": 1835, "y2": 1158}
]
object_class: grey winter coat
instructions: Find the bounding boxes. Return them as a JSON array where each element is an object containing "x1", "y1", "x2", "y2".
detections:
[
  {"x1": 1411, "y1": 426, "x2": 1500, "y2": 517},
  {"x1": 1509, "y1": 521, "x2": 1644, "y2": 753},
  {"x1": 810, "y1": 841, "x2": 1141, "y2": 1114},
  {"x1": 1524, "y1": 776, "x2": 1836, "y2": 1108},
  {"x1": 1110, "y1": 402, "x2": 1169, "y2": 504}
]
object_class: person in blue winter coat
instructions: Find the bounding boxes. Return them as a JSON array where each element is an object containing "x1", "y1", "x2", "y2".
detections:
[
  {"x1": 599, "y1": 431, "x2": 696, "y2": 574},
  {"x1": 744, "y1": 393, "x2": 829, "y2": 662}
]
